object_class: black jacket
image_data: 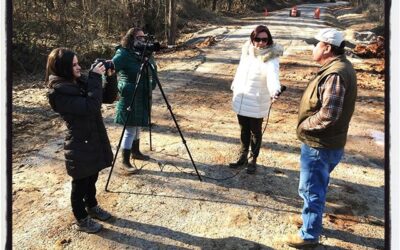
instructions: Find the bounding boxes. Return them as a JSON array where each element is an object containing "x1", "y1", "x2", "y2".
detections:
[{"x1": 48, "y1": 72, "x2": 118, "y2": 179}]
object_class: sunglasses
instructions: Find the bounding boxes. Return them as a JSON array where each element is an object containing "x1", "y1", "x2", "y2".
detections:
[{"x1": 254, "y1": 37, "x2": 268, "y2": 43}]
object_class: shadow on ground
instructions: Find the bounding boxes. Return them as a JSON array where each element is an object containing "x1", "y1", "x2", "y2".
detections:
[{"x1": 100, "y1": 217, "x2": 273, "y2": 249}]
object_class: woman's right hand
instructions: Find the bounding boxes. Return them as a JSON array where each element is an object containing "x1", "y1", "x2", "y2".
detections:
[{"x1": 92, "y1": 62, "x2": 106, "y2": 75}]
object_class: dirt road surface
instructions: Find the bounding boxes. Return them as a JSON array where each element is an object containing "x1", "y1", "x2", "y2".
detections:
[{"x1": 12, "y1": 1, "x2": 385, "y2": 249}]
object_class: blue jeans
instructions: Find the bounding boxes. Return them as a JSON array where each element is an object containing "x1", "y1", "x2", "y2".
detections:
[
  {"x1": 121, "y1": 126, "x2": 141, "y2": 149},
  {"x1": 298, "y1": 143, "x2": 344, "y2": 240}
]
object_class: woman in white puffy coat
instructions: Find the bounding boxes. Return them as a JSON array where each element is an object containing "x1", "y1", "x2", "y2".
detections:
[{"x1": 230, "y1": 25, "x2": 283, "y2": 174}]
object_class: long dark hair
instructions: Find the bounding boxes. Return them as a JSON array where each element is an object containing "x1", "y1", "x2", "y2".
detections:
[
  {"x1": 45, "y1": 47, "x2": 76, "y2": 86},
  {"x1": 250, "y1": 25, "x2": 273, "y2": 46},
  {"x1": 121, "y1": 27, "x2": 143, "y2": 49}
]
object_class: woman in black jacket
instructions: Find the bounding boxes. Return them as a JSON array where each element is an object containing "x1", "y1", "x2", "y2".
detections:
[{"x1": 46, "y1": 48, "x2": 118, "y2": 233}]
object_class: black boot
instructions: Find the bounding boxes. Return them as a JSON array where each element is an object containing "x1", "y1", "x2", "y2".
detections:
[
  {"x1": 122, "y1": 149, "x2": 138, "y2": 174},
  {"x1": 131, "y1": 139, "x2": 150, "y2": 161},
  {"x1": 246, "y1": 156, "x2": 257, "y2": 174},
  {"x1": 229, "y1": 151, "x2": 248, "y2": 169}
]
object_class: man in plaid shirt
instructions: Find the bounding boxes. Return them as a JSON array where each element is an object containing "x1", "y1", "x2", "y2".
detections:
[
  {"x1": 298, "y1": 74, "x2": 345, "y2": 131},
  {"x1": 285, "y1": 28, "x2": 357, "y2": 248}
]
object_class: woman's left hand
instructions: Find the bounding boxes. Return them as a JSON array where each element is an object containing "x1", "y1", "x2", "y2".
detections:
[
  {"x1": 107, "y1": 68, "x2": 115, "y2": 76},
  {"x1": 105, "y1": 60, "x2": 115, "y2": 76}
]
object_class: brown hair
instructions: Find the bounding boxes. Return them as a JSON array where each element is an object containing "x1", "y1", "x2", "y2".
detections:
[
  {"x1": 250, "y1": 25, "x2": 273, "y2": 46},
  {"x1": 45, "y1": 48, "x2": 76, "y2": 86},
  {"x1": 121, "y1": 27, "x2": 143, "y2": 49}
]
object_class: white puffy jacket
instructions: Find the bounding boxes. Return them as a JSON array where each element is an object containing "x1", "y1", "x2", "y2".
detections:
[{"x1": 231, "y1": 40, "x2": 283, "y2": 118}]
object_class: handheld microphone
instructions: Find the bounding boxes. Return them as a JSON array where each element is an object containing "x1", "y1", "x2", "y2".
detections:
[{"x1": 277, "y1": 85, "x2": 287, "y2": 96}]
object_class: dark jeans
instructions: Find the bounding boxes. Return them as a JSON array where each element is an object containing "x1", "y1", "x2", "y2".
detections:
[
  {"x1": 237, "y1": 115, "x2": 264, "y2": 158},
  {"x1": 71, "y1": 173, "x2": 99, "y2": 221}
]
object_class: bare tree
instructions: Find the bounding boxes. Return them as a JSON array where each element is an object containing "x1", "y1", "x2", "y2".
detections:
[
  {"x1": 164, "y1": 0, "x2": 169, "y2": 41},
  {"x1": 167, "y1": 0, "x2": 176, "y2": 45},
  {"x1": 227, "y1": 0, "x2": 233, "y2": 11},
  {"x1": 212, "y1": 0, "x2": 217, "y2": 11},
  {"x1": 12, "y1": 0, "x2": 385, "y2": 75}
]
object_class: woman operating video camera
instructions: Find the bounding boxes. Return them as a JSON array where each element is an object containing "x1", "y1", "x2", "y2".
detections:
[
  {"x1": 112, "y1": 27, "x2": 159, "y2": 173},
  {"x1": 46, "y1": 48, "x2": 117, "y2": 233}
]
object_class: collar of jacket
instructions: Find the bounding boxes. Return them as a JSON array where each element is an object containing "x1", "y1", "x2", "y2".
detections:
[
  {"x1": 317, "y1": 54, "x2": 347, "y2": 75},
  {"x1": 125, "y1": 47, "x2": 145, "y2": 61},
  {"x1": 48, "y1": 75, "x2": 74, "y2": 87},
  {"x1": 243, "y1": 40, "x2": 284, "y2": 62},
  {"x1": 48, "y1": 75, "x2": 83, "y2": 95},
  {"x1": 115, "y1": 44, "x2": 122, "y2": 51},
  {"x1": 116, "y1": 45, "x2": 139, "y2": 58}
]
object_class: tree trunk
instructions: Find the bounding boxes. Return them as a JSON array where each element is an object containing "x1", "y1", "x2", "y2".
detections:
[
  {"x1": 167, "y1": 0, "x2": 176, "y2": 45},
  {"x1": 75, "y1": 0, "x2": 83, "y2": 9},
  {"x1": 107, "y1": 0, "x2": 111, "y2": 33},
  {"x1": 227, "y1": 0, "x2": 232, "y2": 11},
  {"x1": 45, "y1": 0, "x2": 55, "y2": 10},
  {"x1": 164, "y1": 0, "x2": 169, "y2": 41},
  {"x1": 53, "y1": 0, "x2": 63, "y2": 9},
  {"x1": 212, "y1": 0, "x2": 217, "y2": 11}
]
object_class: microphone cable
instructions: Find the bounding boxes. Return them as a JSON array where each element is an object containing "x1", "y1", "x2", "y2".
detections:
[{"x1": 147, "y1": 86, "x2": 287, "y2": 181}]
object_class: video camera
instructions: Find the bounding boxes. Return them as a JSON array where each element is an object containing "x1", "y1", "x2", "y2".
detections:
[{"x1": 133, "y1": 35, "x2": 161, "y2": 56}]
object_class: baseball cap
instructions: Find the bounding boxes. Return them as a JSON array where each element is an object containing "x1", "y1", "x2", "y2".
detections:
[{"x1": 305, "y1": 28, "x2": 345, "y2": 47}]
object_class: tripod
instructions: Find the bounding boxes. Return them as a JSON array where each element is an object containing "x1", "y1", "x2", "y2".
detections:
[{"x1": 105, "y1": 49, "x2": 203, "y2": 191}]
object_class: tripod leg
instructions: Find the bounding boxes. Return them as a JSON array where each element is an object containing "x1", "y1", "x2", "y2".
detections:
[
  {"x1": 105, "y1": 59, "x2": 149, "y2": 191},
  {"x1": 148, "y1": 64, "x2": 202, "y2": 181},
  {"x1": 149, "y1": 123, "x2": 153, "y2": 151},
  {"x1": 105, "y1": 121, "x2": 136, "y2": 192},
  {"x1": 149, "y1": 95, "x2": 153, "y2": 151}
]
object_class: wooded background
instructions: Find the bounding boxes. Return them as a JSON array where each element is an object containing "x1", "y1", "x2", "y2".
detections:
[{"x1": 12, "y1": 0, "x2": 384, "y2": 75}]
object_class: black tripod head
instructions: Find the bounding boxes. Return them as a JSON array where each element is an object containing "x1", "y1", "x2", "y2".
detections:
[{"x1": 133, "y1": 35, "x2": 161, "y2": 58}]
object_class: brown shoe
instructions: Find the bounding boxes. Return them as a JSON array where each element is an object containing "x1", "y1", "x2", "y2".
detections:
[
  {"x1": 288, "y1": 215, "x2": 303, "y2": 228},
  {"x1": 285, "y1": 234, "x2": 318, "y2": 248}
]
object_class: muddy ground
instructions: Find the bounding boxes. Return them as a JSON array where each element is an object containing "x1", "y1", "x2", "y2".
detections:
[{"x1": 12, "y1": 2, "x2": 385, "y2": 249}]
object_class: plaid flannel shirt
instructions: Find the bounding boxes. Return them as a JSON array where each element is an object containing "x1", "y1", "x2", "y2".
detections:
[{"x1": 300, "y1": 73, "x2": 345, "y2": 131}]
